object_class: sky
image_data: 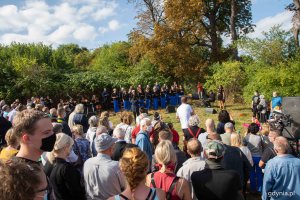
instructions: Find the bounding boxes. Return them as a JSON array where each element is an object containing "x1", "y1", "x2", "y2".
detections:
[{"x1": 0, "y1": 0, "x2": 294, "y2": 49}]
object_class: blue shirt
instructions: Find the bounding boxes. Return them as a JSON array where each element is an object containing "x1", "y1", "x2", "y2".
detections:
[
  {"x1": 262, "y1": 154, "x2": 300, "y2": 200},
  {"x1": 74, "y1": 138, "x2": 91, "y2": 162},
  {"x1": 271, "y1": 96, "x2": 282, "y2": 109},
  {"x1": 136, "y1": 131, "x2": 153, "y2": 162}
]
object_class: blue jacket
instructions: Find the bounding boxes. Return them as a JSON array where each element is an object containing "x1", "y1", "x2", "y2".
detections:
[{"x1": 262, "y1": 154, "x2": 300, "y2": 200}]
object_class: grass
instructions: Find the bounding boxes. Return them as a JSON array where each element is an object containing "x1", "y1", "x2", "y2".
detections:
[{"x1": 109, "y1": 99, "x2": 253, "y2": 148}]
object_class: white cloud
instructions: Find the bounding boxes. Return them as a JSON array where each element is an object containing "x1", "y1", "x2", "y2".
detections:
[
  {"x1": 48, "y1": 25, "x2": 75, "y2": 44},
  {"x1": 0, "y1": 0, "x2": 121, "y2": 47},
  {"x1": 92, "y1": 2, "x2": 117, "y2": 21},
  {"x1": 249, "y1": 11, "x2": 293, "y2": 39},
  {"x1": 99, "y1": 19, "x2": 122, "y2": 34},
  {"x1": 73, "y1": 24, "x2": 97, "y2": 41},
  {"x1": 108, "y1": 20, "x2": 121, "y2": 31}
]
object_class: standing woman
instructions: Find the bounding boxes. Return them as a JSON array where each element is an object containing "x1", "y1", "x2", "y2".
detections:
[
  {"x1": 145, "y1": 87, "x2": 152, "y2": 111},
  {"x1": 146, "y1": 140, "x2": 192, "y2": 200},
  {"x1": 169, "y1": 86, "x2": 177, "y2": 107},
  {"x1": 137, "y1": 86, "x2": 145, "y2": 108},
  {"x1": 217, "y1": 85, "x2": 225, "y2": 110},
  {"x1": 48, "y1": 133, "x2": 86, "y2": 200},
  {"x1": 153, "y1": 87, "x2": 160, "y2": 110},
  {"x1": 72, "y1": 124, "x2": 91, "y2": 163},
  {"x1": 160, "y1": 87, "x2": 167, "y2": 109},
  {"x1": 243, "y1": 123, "x2": 263, "y2": 193},
  {"x1": 177, "y1": 85, "x2": 184, "y2": 105},
  {"x1": 108, "y1": 147, "x2": 165, "y2": 200},
  {"x1": 122, "y1": 89, "x2": 131, "y2": 111},
  {"x1": 130, "y1": 90, "x2": 139, "y2": 121},
  {"x1": 112, "y1": 88, "x2": 120, "y2": 113}
]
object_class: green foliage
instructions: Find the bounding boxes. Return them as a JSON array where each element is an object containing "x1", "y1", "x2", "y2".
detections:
[
  {"x1": 205, "y1": 61, "x2": 247, "y2": 102},
  {"x1": 0, "y1": 25, "x2": 298, "y2": 104},
  {"x1": 128, "y1": 57, "x2": 170, "y2": 86},
  {"x1": 243, "y1": 59, "x2": 300, "y2": 102},
  {"x1": 238, "y1": 25, "x2": 296, "y2": 65}
]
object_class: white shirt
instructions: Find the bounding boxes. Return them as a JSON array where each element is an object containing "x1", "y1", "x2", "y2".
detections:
[{"x1": 176, "y1": 103, "x2": 193, "y2": 129}]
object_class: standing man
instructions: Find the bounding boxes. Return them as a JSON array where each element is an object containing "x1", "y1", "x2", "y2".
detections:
[
  {"x1": 177, "y1": 139, "x2": 206, "y2": 200},
  {"x1": 262, "y1": 137, "x2": 300, "y2": 200},
  {"x1": 191, "y1": 140, "x2": 243, "y2": 200},
  {"x1": 252, "y1": 91, "x2": 260, "y2": 122},
  {"x1": 101, "y1": 88, "x2": 110, "y2": 110},
  {"x1": 176, "y1": 96, "x2": 194, "y2": 133},
  {"x1": 135, "y1": 118, "x2": 153, "y2": 167},
  {"x1": 13, "y1": 110, "x2": 56, "y2": 199},
  {"x1": 220, "y1": 122, "x2": 234, "y2": 145},
  {"x1": 270, "y1": 91, "x2": 282, "y2": 112},
  {"x1": 197, "y1": 82, "x2": 203, "y2": 99},
  {"x1": 84, "y1": 133, "x2": 125, "y2": 199},
  {"x1": 259, "y1": 129, "x2": 280, "y2": 169}
]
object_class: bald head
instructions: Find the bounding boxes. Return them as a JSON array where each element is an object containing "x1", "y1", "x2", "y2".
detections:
[
  {"x1": 205, "y1": 119, "x2": 215, "y2": 132},
  {"x1": 187, "y1": 138, "x2": 202, "y2": 156},
  {"x1": 268, "y1": 129, "x2": 280, "y2": 143},
  {"x1": 274, "y1": 136, "x2": 290, "y2": 154}
]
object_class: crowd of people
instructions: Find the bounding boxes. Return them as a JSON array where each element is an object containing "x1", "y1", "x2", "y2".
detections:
[{"x1": 0, "y1": 89, "x2": 299, "y2": 200}]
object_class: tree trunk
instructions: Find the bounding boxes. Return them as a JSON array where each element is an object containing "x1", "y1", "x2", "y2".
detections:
[
  {"x1": 209, "y1": 11, "x2": 220, "y2": 62},
  {"x1": 230, "y1": 0, "x2": 238, "y2": 59},
  {"x1": 293, "y1": 0, "x2": 300, "y2": 47}
]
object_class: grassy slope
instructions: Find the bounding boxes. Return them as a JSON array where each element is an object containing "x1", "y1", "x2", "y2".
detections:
[{"x1": 110, "y1": 100, "x2": 253, "y2": 148}]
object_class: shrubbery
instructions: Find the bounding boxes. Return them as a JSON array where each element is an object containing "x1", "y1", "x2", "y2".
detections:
[{"x1": 0, "y1": 26, "x2": 299, "y2": 103}]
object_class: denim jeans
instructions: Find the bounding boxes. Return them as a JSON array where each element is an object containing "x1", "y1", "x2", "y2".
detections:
[{"x1": 250, "y1": 156, "x2": 263, "y2": 192}]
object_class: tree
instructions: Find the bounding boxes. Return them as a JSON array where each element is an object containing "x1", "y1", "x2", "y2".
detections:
[
  {"x1": 129, "y1": 0, "x2": 165, "y2": 36},
  {"x1": 286, "y1": 0, "x2": 300, "y2": 47},
  {"x1": 204, "y1": 61, "x2": 247, "y2": 102},
  {"x1": 238, "y1": 26, "x2": 296, "y2": 65}
]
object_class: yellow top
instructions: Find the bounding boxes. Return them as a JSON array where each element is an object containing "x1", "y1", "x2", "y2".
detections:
[{"x1": 0, "y1": 147, "x2": 18, "y2": 162}]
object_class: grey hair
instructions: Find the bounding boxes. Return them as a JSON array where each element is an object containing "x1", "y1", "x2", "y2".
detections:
[
  {"x1": 88, "y1": 116, "x2": 98, "y2": 127},
  {"x1": 75, "y1": 104, "x2": 84, "y2": 114},
  {"x1": 188, "y1": 115, "x2": 200, "y2": 127},
  {"x1": 113, "y1": 127, "x2": 125, "y2": 139}
]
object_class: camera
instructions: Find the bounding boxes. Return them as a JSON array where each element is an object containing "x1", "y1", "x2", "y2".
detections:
[{"x1": 269, "y1": 111, "x2": 292, "y2": 133}]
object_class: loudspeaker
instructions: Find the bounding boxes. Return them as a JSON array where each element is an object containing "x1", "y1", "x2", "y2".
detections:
[
  {"x1": 166, "y1": 105, "x2": 176, "y2": 113},
  {"x1": 205, "y1": 108, "x2": 217, "y2": 114},
  {"x1": 281, "y1": 97, "x2": 300, "y2": 139}
]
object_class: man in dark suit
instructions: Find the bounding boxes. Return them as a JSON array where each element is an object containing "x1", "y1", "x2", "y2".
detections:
[
  {"x1": 111, "y1": 127, "x2": 137, "y2": 161},
  {"x1": 191, "y1": 140, "x2": 243, "y2": 200}
]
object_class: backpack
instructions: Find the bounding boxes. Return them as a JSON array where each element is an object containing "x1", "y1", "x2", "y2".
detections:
[
  {"x1": 151, "y1": 173, "x2": 180, "y2": 199},
  {"x1": 187, "y1": 127, "x2": 202, "y2": 139},
  {"x1": 257, "y1": 104, "x2": 264, "y2": 112}
]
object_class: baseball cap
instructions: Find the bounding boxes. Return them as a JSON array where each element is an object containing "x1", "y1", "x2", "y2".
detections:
[
  {"x1": 95, "y1": 133, "x2": 117, "y2": 152},
  {"x1": 205, "y1": 140, "x2": 226, "y2": 159}
]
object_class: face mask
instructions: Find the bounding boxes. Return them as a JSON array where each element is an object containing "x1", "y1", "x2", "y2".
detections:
[{"x1": 40, "y1": 133, "x2": 56, "y2": 152}]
